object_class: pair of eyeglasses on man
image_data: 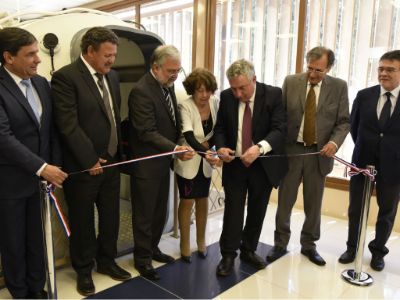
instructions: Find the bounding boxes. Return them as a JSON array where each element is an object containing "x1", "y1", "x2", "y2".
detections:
[
  {"x1": 377, "y1": 67, "x2": 400, "y2": 74},
  {"x1": 161, "y1": 66, "x2": 185, "y2": 76},
  {"x1": 306, "y1": 67, "x2": 326, "y2": 75}
]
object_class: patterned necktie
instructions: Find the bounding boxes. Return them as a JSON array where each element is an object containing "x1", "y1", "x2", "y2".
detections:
[
  {"x1": 379, "y1": 92, "x2": 392, "y2": 129},
  {"x1": 242, "y1": 101, "x2": 252, "y2": 154},
  {"x1": 95, "y1": 73, "x2": 118, "y2": 156},
  {"x1": 162, "y1": 87, "x2": 176, "y2": 123},
  {"x1": 21, "y1": 79, "x2": 41, "y2": 123},
  {"x1": 303, "y1": 84, "x2": 317, "y2": 146}
]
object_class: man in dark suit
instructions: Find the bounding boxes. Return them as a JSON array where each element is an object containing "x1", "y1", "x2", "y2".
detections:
[
  {"x1": 267, "y1": 47, "x2": 350, "y2": 266},
  {"x1": 339, "y1": 50, "x2": 400, "y2": 271},
  {"x1": 0, "y1": 27, "x2": 67, "y2": 299},
  {"x1": 51, "y1": 27, "x2": 130, "y2": 296},
  {"x1": 127, "y1": 45, "x2": 194, "y2": 281},
  {"x1": 213, "y1": 59, "x2": 287, "y2": 276}
]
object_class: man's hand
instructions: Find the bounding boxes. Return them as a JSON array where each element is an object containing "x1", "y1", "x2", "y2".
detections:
[
  {"x1": 201, "y1": 141, "x2": 210, "y2": 149},
  {"x1": 217, "y1": 148, "x2": 235, "y2": 163},
  {"x1": 41, "y1": 165, "x2": 68, "y2": 188},
  {"x1": 205, "y1": 150, "x2": 221, "y2": 167},
  {"x1": 320, "y1": 142, "x2": 337, "y2": 157},
  {"x1": 176, "y1": 145, "x2": 195, "y2": 161},
  {"x1": 89, "y1": 158, "x2": 107, "y2": 176},
  {"x1": 241, "y1": 145, "x2": 260, "y2": 167}
]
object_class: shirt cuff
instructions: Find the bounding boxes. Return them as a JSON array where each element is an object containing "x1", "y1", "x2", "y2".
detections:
[
  {"x1": 328, "y1": 141, "x2": 338, "y2": 149},
  {"x1": 258, "y1": 140, "x2": 272, "y2": 155},
  {"x1": 36, "y1": 163, "x2": 47, "y2": 177}
]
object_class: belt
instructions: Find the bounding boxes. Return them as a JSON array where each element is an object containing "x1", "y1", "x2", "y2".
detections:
[{"x1": 296, "y1": 142, "x2": 317, "y2": 147}]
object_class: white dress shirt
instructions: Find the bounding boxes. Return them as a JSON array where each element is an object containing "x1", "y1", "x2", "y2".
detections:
[{"x1": 377, "y1": 85, "x2": 400, "y2": 118}]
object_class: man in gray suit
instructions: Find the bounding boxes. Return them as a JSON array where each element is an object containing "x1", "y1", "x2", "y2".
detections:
[{"x1": 267, "y1": 47, "x2": 350, "y2": 265}]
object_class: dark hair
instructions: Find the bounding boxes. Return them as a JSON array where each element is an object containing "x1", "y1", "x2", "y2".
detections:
[
  {"x1": 0, "y1": 27, "x2": 37, "y2": 64},
  {"x1": 182, "y1": 68, "x2": 218, "y2": 95},
  {"x1": 306, "y1": 46, "x2": 335, "y2": 68},
  {"x1": 80, "y1": 27, "x2": 118, "y2": 54},
  {"x1": 380, "y1": 50, "x2": 400, "y2": 62}
]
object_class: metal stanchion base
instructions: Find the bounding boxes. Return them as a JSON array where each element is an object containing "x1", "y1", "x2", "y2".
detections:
[{"x1": 341, "y1": 269, "x2": 373, "y2": 286}]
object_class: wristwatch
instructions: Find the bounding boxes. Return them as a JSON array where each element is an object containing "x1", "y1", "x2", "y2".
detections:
[{"x1": 256, "y1": 143, "x2": 263, "y2": 154}]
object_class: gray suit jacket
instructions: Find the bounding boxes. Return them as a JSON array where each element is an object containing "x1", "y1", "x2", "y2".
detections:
[{"x1": 283, "y1": 73, "x2": 350, "y2": 175}]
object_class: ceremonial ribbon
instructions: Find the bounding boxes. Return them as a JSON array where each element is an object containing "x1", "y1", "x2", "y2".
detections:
[{"x1": 46, "y1": 184, "x2": 71, "y2": 237}]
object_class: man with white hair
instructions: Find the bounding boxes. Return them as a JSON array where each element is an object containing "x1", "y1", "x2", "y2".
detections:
[{"x1": 127, "y1": 45, "x2": 194, "y2": 280}]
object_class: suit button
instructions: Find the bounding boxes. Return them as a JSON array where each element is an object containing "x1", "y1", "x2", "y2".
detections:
[{"x1": 380, "y1": 133, "x2": 384, "y2": 137}]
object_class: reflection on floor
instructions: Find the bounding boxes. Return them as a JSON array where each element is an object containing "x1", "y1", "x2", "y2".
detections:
[{"x1": 0, "y1": 202, "x2": 399, "y2": 299}]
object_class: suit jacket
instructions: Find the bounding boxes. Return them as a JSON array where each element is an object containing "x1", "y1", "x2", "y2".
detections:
[
  {"x1": 351, "y1": 85, "x2": 400, "y2": 184},
  {"x1": 214, "y1": 81, "x2": 288, "y2": 188},
  {"x1": 127, "y1": 72, "x2": 181, "y2": 179},
  {"x1": 0, "y1": 67, "x2": 61, "y2": 199},
  {"x1": 174, "y1": 95, "x2": 219, "y2": 179},
  {"x1": 51, "y1": 58, "x2": 122, "y2": 173},
  {"x1": 283, "y1": 73, "x2": 350, "y2": 175}
]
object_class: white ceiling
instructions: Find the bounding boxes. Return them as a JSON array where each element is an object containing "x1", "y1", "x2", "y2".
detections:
[{"x1": 0, "y1": 0, "x2": 98, "y2": 15}]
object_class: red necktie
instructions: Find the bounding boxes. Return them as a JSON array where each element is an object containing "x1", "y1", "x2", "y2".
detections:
[
  {"x1": 303, "y1": 85, "x2": 316, "y2": 146},
  {"x1": 242, "y1": 101, "x2": 252, "y2": 154}
]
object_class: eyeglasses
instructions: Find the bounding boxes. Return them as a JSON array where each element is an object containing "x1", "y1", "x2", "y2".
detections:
[
  {"x1": 160, "y1": 66, "x2": 183, "y2": 76},
  {"x1": 306, "y1": 67, "x2": 326, "y2": 75},
  {"x1": 378, "y1": 67, "x2": 400, "y2": 74}
]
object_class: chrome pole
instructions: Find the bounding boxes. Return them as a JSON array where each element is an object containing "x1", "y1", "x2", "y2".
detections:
[
  {"x1": 342, "y1": 165, "x2": 375, "y2": 286},
  {"x1": 39, "y1": 181, "x2": 57, "y2": 299}
]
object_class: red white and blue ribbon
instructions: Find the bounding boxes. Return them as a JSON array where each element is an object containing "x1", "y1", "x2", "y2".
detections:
[{"x1": 46, "y1": 184, "x2": 71, "y2": 237}]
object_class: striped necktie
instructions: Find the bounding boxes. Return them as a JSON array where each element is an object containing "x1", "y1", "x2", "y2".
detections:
[{"x1": 162, "y1": 87, "x2": 176, "y2": 123}]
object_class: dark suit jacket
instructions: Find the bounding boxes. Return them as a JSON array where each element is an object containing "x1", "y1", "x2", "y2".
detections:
[
  {"x1": 0, "y1": 67, "x2": 61, "y2": 199},
  {"x1": 351, "y1": 85, "x2": 400, "y2": 184},
  {"x1": 214, "y1": 81, "x2": 288, "y2": 187},
  {"x1": 51, "y1": 58, "x2": 122, "y2": 173},
  {"x1": 127, "y1": 72, "x2": 181, "y2": 178}
]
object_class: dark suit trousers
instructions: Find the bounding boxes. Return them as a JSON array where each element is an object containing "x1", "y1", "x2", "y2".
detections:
[
  {"x1": 0, "y1": 191, "x2": 45, "y2": 298},
  {"x1": 219, "y1": 159, "x2": 273, "y2": 257},
  {"x1": 347, "y1": 174, "x2": 400, "y2": 257},
  {"x1": 64, "y1": 157, "x2": 120, "y2": 274},
  {"x1": 130, "y1": 171, "x2": 170, "y2": 266}
]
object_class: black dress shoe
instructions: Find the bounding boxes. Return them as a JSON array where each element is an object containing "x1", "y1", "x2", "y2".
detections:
[
  {"x1": 181, "y1": 255, "x2": 192, "y2": 263},
  {"x1": 28, "y1": 290, "x2": 48, "y2": 299},
  {"x1": 338, "y1": 249, "x2": 356, "y2": 264},
  {"x1": 266, "y1": 246, "x2": 287, "y2": 262},
  {"x1": 216, "y1": 256, "x2": 234, "y2": 277},
  {"x1": 301, "y1": 249, "x2": 326, "y2": 266},
  {"x1": 77, "y1": 273, "x2": 95, "y2": 296},
  {"x1": 198, "y1": 250, "x2": 208, "y2": 259},
  {"x1": 370, "y1": 255, "x2": 385, "y2": 271},
  {"x1": 135, "y1": 263, "x2": 160, "y2": 281},
  {"x1": 152, "y1": 249, "x2": 175, "y2": 263},
  {"x1": 97, "y1": 263, "x2": 132, "y2": 281},
  {"x1": 240, "y1": 251, "x2": 267, "y2": 270}
]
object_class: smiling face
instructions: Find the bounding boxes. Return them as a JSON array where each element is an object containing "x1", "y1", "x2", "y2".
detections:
[
  {"x1": 84, "y1": 42, "x2": 117, "y2": 75},
  {"x1": 378, "y1": 59, "x2": 400, "y2": 91},
  {"x1": 4, "y1": 41, "x2": 41, "y2": 79},
  {"x1": 152, "y1": 57, "x2": 182, "y2": 87}
]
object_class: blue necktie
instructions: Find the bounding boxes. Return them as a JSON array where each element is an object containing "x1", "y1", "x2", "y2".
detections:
[{"x1": 21, "y1": 79, "x2": 41, "y2": 123}]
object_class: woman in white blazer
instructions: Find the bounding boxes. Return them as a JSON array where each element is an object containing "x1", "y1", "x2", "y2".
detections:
[{"x1": 175, "y1": 68, "x2": 220, "y2": 262}]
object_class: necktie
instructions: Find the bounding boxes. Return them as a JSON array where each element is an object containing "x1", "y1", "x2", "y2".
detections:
[
  {"x1": 162, "y1": 87, "x2": 176, "y2": 123},
  {"x1": 379, "y1": 92, "x2": 392, "y2": 129},
  {"x1": 303, "y1": 84, "x2": 317, "y2": 146},
  {"x1": 242, "y1": 101, "x2": 252, "y2": 154},
  {"x1": 95, "y1": 73, "x2": 118, "y2": 156},
  {"x1": 21, "y1": 79, "x2": 41, "y2": 123}
]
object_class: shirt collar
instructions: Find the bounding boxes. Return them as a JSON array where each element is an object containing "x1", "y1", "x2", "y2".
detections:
[
  {"x1": 381, "y1": 85, "x2": 400, "y2": 99},
  {"x1": 81, "y1": 54, "x2": 97, "y2": 76},
  {"x1": 4, "y1": 66, "x2": 26, "y2": 86}
]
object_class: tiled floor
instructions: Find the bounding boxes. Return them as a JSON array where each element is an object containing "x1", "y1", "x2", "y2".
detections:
[{"x1": 0, "y1": 202, "x2": 399, "y2": 299}]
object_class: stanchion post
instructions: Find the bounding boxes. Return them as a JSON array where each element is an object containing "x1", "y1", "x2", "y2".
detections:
[
  {"x1": 341, "y1": 165, "x2": 375, "y2": 286},
  {"x1": 39, "y1": 181, "x2": 57, "y2": 299}
]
